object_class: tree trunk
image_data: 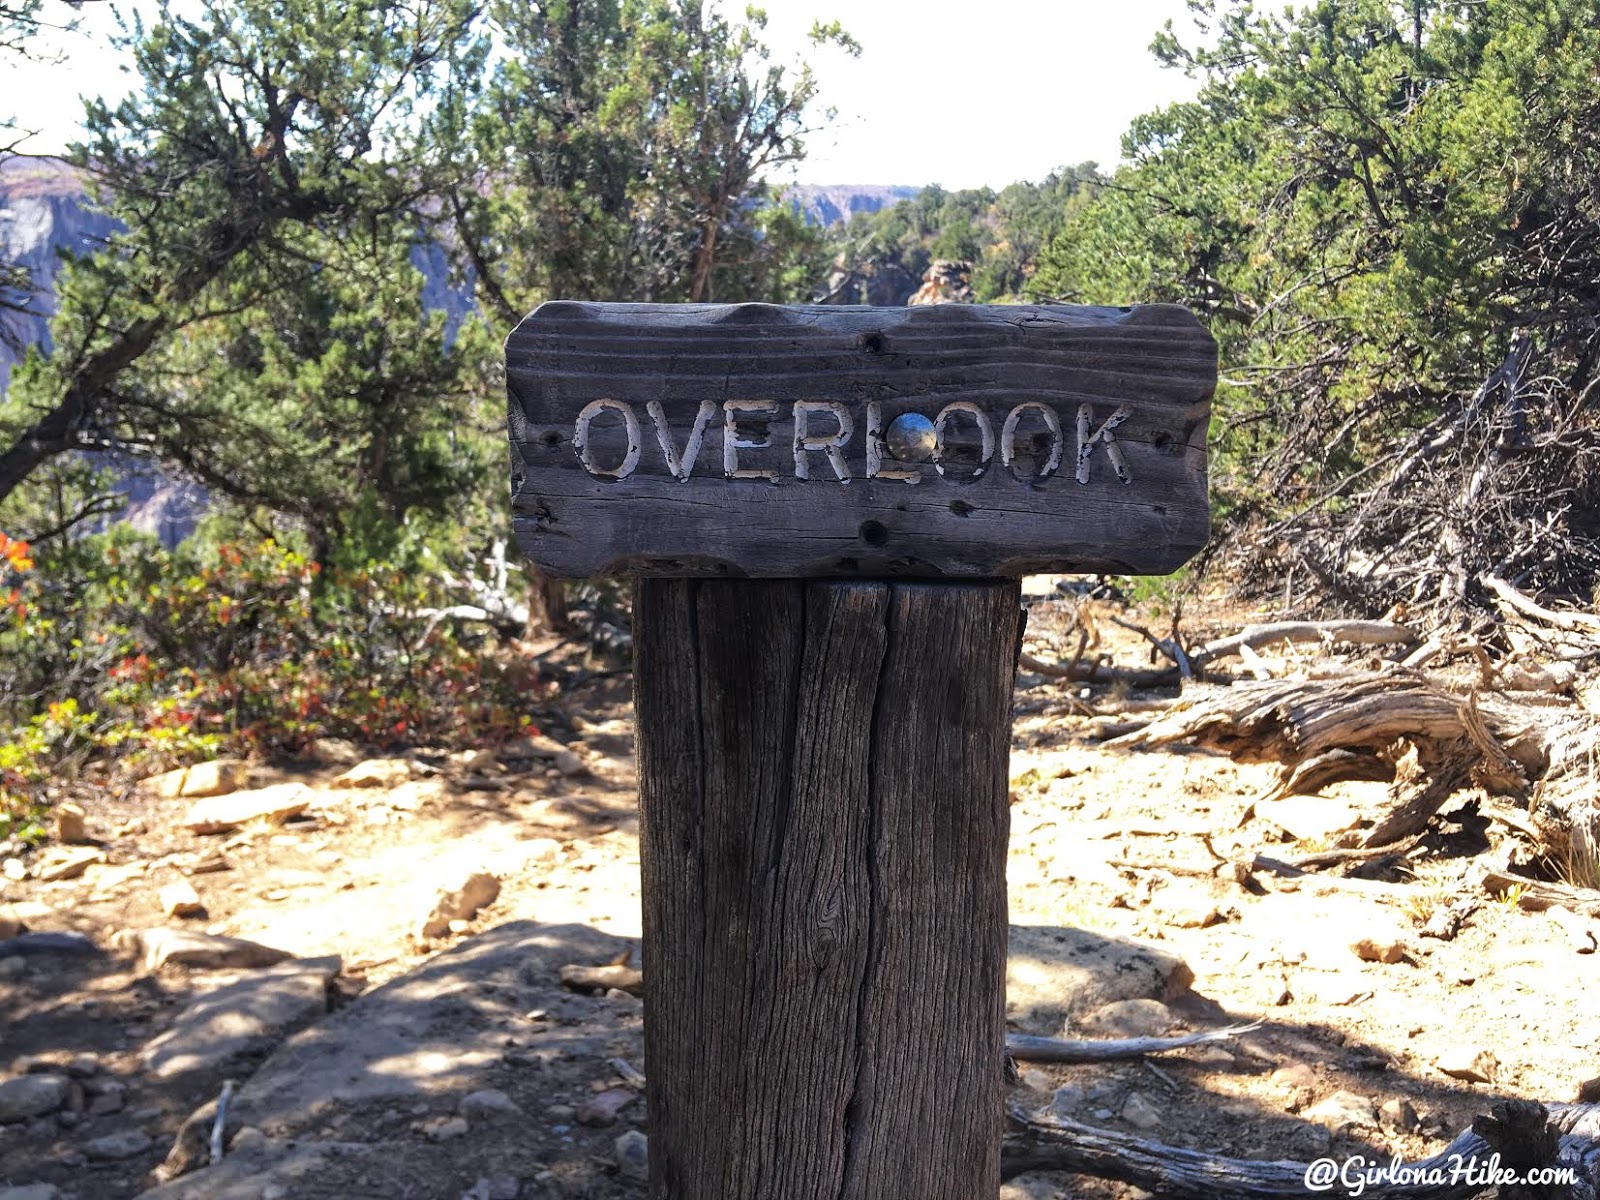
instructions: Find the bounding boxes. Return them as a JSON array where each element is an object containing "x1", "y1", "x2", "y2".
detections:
[
  {"x1": 633, "y1": 577, "x2": 1018, "y2": 1199},
  {"x1": 0, "y1": 313, "x2": 165, "y2": 504},
  {"x1": 688, "y1": 216, "x2": 719, "y2": 302}
]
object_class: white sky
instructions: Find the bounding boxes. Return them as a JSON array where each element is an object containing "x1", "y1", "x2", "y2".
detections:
[{"x1": 5, "y1": 0, "x2": 1201, "y2": 191}]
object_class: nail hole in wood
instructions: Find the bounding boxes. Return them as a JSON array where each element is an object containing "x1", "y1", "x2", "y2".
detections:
[
  {"x1": 858, "y1": 520, "x2": 889, "y2": 546},
  {"x1": 858, "y1": 331, "x2": 887, "y2": 355}
]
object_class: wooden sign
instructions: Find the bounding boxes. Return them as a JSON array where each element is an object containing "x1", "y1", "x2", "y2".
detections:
[{"x1": 506, "y1": 301, "x2": 1215, "y2": 578}]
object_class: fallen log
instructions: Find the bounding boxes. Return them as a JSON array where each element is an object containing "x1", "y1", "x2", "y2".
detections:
[
  {"x1": 1252, "y1": 832, "x2": 1426, "y2": 874},
  {"x1": 1016, "y1": 651, "x2": 1178, "y2": 689},
  {"x1": 1105, "y1": 672, "x2": 1600, "y2": 858},
  {"x1": 1482, "y1": 575, "x2": 1600, "y2": 635},
  {"x1": 1109, "y1": 674, "x2": 1548, "y2": 778},
  {"x1": 1002, "y1": 1099, "x2": 1600, "y2": 1198},
  {"x1": 1006, "y1": 1023, "x2": 1261, "y2": 1065},
  {"x1": 1193, "y1": 620, "x2": 1419, "y2": 670}
]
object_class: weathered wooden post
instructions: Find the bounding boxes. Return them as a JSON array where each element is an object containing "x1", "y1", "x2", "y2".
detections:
[{"x1": 506, "y1": 301, "x2": 1214, "y2": 1199}]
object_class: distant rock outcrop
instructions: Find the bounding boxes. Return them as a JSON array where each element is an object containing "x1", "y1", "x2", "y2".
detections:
[
  {"x1": 907, "y1": 260, "x2": 975, "y2": 306},
  {"x1": 781, "y1": 183, "x2": 921, "y2": 227}
]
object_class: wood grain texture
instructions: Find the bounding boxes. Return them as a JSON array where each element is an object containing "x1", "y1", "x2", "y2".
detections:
[
  {"x1": 634, "y1": 577, "x2": 1018, "y2": 1199},
  {"x1": 508, "y1": 302, "x2": 1214, "y2": 578}
]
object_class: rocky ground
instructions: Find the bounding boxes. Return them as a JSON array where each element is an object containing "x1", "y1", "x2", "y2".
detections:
[{"x1": 0, "y1": 588, "x2": 1596, "y2": 1200}]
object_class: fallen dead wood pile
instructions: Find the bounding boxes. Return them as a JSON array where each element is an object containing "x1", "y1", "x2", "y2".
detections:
[
  {"x1": 1109, "y1": 672, "x2": 1598, "y2": 859},
  {"x1": 1234, "y1": 332, "x2": 1600, "y2": 623},
  {"x1": 1003, "y1": 1098, "x2": 1600, "y2": 1199}
]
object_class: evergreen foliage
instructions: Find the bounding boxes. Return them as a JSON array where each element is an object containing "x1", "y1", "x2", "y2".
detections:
[
  {"x1": 1034, "y1": 0, "x2": 1600, "y2": 530},
  {"x1": 822, "y1": 168, "x2": 1101, "y2": 304}
]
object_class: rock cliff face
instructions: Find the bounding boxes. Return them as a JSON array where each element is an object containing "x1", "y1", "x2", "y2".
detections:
[{"x1": 0, "y1": 157, "x2": 120, "y2": 391}]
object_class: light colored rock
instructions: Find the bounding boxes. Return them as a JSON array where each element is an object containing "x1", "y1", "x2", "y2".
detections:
[
  {"x1": 460, "y1": 1089, "x2": 521, "y2": 1118},
  {"x1": 1303, "y1": 1090, "x2": 1377, "y2": 1135},
  {"x1": 84, "y1": 1128, "x2": 153, "y2": 1159},
  {"x1": 310, "y1": 738, "x2": 362, "y2": 766},
  {"x1": 14, "y1": 1052, "x2": 95, "y2": 1078},
  {"x1": 145, "y1": 760, "x2": 250, "y2": 799},
  {"x1": 1120, "y1": 1091, "x2": 1163, "y2": 1131},
  {"x1": 1436, "y1": 1048, "x2": 1498, "y2": 1084},
  {"x1": 1186, "y1": 1045, "x2": 1236, "y2": 1068},
  {"x1": 1015, "y1": 1069, "x2": 1052, "y2": 1098},
  {"x1": 614, "y1": 1129, "x2": 649, "y2": 1183},
  {"x1": 527, "y1": 798, "x2": 592, "y2": 830},
  {"x1": 0, "y1": 906, "x2": 21, "y2": 940},
  {"x1": 1379, "y1": 1097, "x2": 1420, "y2": 1133},
  {"x1": 1351, "y1": 936, "x2": 1408, "y2": 964},
  {"x1": 0, "y1": 1074, "x2": 69, "y2": 1122},
  {"x1": 525, "y1": 837, "x2": 563, "y2": 864},
  {"x1": 228, "y1": 1126, "x2": 269, "y2": 1155},
  {"x1": 576, "y1": 1088, "x2": 636, "y2": 1127},
  {"x1": 33, "y1": 845, "x2": 105, "y2": 882},
  {"x1": 182, "y1": 783, "x2": 311, "y2": 834},
  {"x1": 126, "y1": 927, "x2": 297, "y2": 971},
  {"x1": 384, "y1": 779, "x2": 444, "y2": 812},
  {"x1": 4, "y1": 901, "x2": 51, "y2": 923},
  {"x1": 332, "y1": 758, "x2": 412, "y2": 788},
  {"x1": 158, "y1": 879, "x2": 205, "y2": 919},
  {"x1": 425, "y1": 1115, "x2": 469, "y2": 1141},
  {"x1": 502, "y1": 733, "x2": 586, "y2": 776},
  {"x1": 1158, "y1": 901, "x2": 1226, "y2": 929},
  {"x1": 1, "y1": 857, "x2": 24, "y2": 881},
  {"x1": 418, "y1": 871, "x2": 500, "y2": 940},
  {"x1": 53, "y1": 803, "x2": 88, "y2": 844},
  {"x1": 186, "y1": 922, "x2": 628, "y2": 1147},
  {"x1": 1007, "y1": 926, "x2": 1194, "y2": 1035},
  {"x1": 1049, "y1": 1084, "x2": 1087, "y2": 1119},
  {"x1": 141, "y1": 960, "x2": 338, "y2": 1080},
  {"x1": 1078, "y1": 998, "x2": 1173, "y2": 1039},
  {"x1": 450, "y1": 748, "x2": 499, "y2": 773},
  {"x1": 1271, "y1": 1063, "x2": 1318, "y2": 1093}
]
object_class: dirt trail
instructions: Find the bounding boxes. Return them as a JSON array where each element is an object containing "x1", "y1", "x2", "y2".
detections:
[{"x1": 0, "y1": 611, "x2": 1594, "y2": 1199}]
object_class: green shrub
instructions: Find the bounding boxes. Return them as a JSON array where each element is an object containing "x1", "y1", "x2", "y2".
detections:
[{"x1": 0, "y1": 525, "x2": 540, "y2": 840}]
